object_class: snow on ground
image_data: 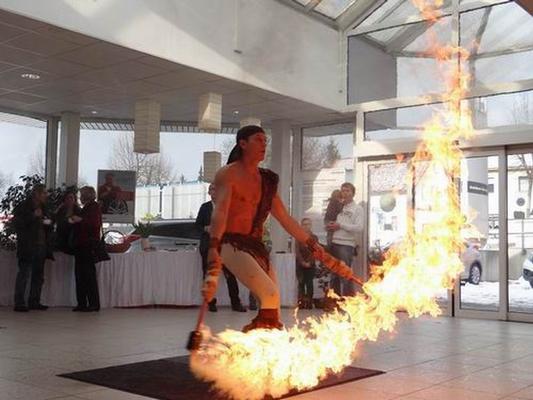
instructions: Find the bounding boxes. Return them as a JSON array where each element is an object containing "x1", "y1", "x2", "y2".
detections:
[{"x1": 436, "y1": 278, "x2": 533, "y2": 312}]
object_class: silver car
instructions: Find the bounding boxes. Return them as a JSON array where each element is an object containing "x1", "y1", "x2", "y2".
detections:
[
  {"x1": 460, "y1": 241, "x2": 483, "y2": 285},
  {"x1": 127, "y1": 219, "x2": 201, "y2": 252}
]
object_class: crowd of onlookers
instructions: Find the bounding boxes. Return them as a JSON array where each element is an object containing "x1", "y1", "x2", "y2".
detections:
[
  {"x1": 11, "y1": 181, "x2": 362, "y2": 313},
  {"x1": 12, "y1": 185, "x2": 102, "y2": 312},
  {"x1": 295, "y1": 182, "x2": 364, "y2": 309}
]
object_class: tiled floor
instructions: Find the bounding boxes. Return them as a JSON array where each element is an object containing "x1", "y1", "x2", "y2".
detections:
[{"x1": 0, "y1": 307, "x2": 532, "y2": 400}]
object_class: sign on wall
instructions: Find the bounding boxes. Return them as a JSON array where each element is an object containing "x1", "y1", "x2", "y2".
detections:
[{"x1": 97, "y1": 170, "x2": 136, "y2": 223}]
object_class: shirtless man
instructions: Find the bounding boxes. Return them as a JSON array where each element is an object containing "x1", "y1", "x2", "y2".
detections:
[{"x1": 202, "y1": 125, "x2": 362, "y2": 332}]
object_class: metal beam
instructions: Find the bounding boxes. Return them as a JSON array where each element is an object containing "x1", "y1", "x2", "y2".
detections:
[
  {"x1": 338, "y1": 0, "x2": 386, "y2": 31},
  {"x1": 273, "y1": 0, "x2": 338, "y2": 29}
]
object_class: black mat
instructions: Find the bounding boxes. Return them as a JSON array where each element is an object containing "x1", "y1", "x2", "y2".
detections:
[{"x1": 59, "y1": 356, "x2": 383, "y2": 399}]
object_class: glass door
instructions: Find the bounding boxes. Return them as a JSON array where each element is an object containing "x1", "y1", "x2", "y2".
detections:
[
  {"x1": 507, "y1": 150, "x2": 533, "y2": 322},
  {"x1": 454, "y1": 154, "x2": 502, "y2": 318}
]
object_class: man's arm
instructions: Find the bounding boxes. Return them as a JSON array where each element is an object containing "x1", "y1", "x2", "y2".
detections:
[
  {"x1": 209, "y1": 171, "x2": 232, "y2": 241},
  {"x1": 201, "y1": 169, "x2": 232, "y2": 302},
  {"x1": 339, "y1": 205, "x2": 364, "y2": 233},
  {"x1": 195, "y1": 203, "x2": 208, "y2": 229}
]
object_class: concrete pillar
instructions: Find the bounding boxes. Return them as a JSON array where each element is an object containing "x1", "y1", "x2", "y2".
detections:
[
  {"x1": 57, "y1": 112, "x2": 80, "y2": 186},
  {"x1": 45, "y1": 117, "x2": 59, "y2": 189},
  {"x1": 270, "y1": 120, "x2": 292, "y2": 253}
]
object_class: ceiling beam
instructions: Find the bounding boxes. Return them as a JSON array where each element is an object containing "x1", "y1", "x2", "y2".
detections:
[
  {"x1": 273, "y1": 0, "x2": 338, "y2": 29},
  {"x1": 338, "y1": 0, "x2": 387, "y2": 31},
  {"x1": 515, "y1": 0, "x2": 533, "y2": 15}
]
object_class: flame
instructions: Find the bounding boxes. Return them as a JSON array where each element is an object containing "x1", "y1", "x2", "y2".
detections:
[{"x1": 190, "y1": 2, "x2": 475, "y2": 399}]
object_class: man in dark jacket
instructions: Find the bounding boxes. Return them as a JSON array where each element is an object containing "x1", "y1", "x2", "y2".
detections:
[
  {"x1": 196, "y1": 183, "x2": 246, "y2": 312},
  {"x1": 12, "y1": 184, "x2": 52, "y2": 312}
]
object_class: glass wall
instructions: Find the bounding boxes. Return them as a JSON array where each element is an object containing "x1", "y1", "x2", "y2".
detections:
[
  {"x1": 78, "y1": 129, "x2": 238, "y2": 221},
  {"x1": 0, "y1": 115, "x2": 47, "y2": 196},
  {"x1": 348, "y1": 16, "x2": 452, "y2": 104},
  {"x1": 365, "y1": 102, "x2": 447, "y2": 141},
  {"x1": 300, "y1": 123, "x2": 354, "y2": 243},
  {"x1": 460, "y1": 2, "x2": 533, "y2": 88},
  {"x1": 508, "y1": 152, "x2": 533, "y2": 314}
]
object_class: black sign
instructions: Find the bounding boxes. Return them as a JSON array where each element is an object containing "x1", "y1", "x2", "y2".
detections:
[{"x1": 467, "y1": 181, "x2": 488, "y2": 196}]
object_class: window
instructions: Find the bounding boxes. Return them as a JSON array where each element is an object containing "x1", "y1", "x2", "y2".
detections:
[
  {"x1": 348, "y1": 16, "x2": 452, "y2": 104},
  {"x1": 460, "y1": 2, "x2": 533, "y2": 88},
  {"x1": 519, "y1": 176, "x2": 529, "y2": 193},
  {"x1": 0, "y1": 113, "x2": 47, "y2": 197}
]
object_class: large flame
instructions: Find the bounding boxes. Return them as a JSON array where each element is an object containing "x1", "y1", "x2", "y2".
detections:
[{"x1": 190, "y1": 2, "x2": 475, "y2": 399}]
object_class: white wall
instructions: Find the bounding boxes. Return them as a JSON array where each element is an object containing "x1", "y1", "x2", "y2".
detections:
[
  {"x1": 0, "y1": 0, "x2": 343, "y2": 110},
  {"x1": 347, "y1": 36, "x2": 397, "y2": 104}
]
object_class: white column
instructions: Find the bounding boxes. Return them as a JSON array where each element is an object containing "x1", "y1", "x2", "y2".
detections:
[
  {"x1": 45, "y1": 117, "x2": 59, "y2": 189},
  {"x1": 57, "y1": 112, "x2": 80, "y2": 186},
  {"x1": 270, "y1": 120, "x2": 292, "y2": 253}
]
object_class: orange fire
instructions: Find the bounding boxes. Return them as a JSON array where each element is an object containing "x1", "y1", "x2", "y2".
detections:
[{"x1": 190, "y1": 2, "x2": 475, "y2": 399}]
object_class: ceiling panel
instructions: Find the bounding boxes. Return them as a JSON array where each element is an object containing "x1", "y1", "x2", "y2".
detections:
[
  {"x1": 0, "y1": 8, "x2": 344, "y2": 126},
  {"x1": 73, "y1": 60, "x2": 167, "y2": 85},
  {"x1": 23, "y1": 77, "x2": 102, "y2": 98},
  {"x1": 35, "y1": 25, "x2": 99, "y2": 46},
  {"x1": 4, "y1": 32, "x2": 81, "y2": 56},
  {"x1": 0, "y1": 43, "x2": 43, "y2": 66},
  {"x1": 0, "y1": 91, "x2": 47, "y2": 105},
  {"x1": 57, "y1": 42, "x2": 141, "y2": 68},
  {"x1": 144, "y1": 69, "x2": 220, "y2": 88},
  {"x1": 0, "y1": 9, "x2": 47, "y2": 31},
  {"x1": 28, "y1": 58, "x2": 92, "y2": 77},
  {"x1": 0, "y1": 67, "x2": 57, "y2": 90},
  {"x1": 0, "y1": 21, "x2": 27, "y2": 43}
]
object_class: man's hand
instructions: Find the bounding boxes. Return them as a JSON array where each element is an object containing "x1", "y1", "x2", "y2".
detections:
[
  {"x1": 327, "y1": 222, "x2": 340, "y2": 231},
  {"x1": 202, "y1": 249, "x2": 223, "y2": 302},
  {"x1": 34, "y1": 208, "x2": 43, "y2": 218}
]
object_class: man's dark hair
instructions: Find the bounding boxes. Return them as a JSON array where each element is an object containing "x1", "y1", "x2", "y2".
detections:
[
  {"x1": 227, "y1": 125, "x2": 265, "y2": 164},
  {"x1": 341, "y1": 182, "x2": 355, "y2": 196},
  {"x1": 301, "y1": 217, "x2": 312, "y2": 224}
]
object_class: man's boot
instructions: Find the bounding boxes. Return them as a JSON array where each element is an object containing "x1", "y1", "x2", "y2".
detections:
[{"x1": 242, "y1": 309, "x2": 283, "y2": 333}]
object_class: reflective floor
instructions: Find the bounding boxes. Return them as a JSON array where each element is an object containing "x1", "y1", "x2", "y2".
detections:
[{"x1": 0, "y1": 307, "x2": 532, "y2": 400}]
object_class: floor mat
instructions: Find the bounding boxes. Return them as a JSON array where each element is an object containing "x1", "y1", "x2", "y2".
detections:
[{"x1": 59, "y1": 355, "x2": 383, "y2": 399}]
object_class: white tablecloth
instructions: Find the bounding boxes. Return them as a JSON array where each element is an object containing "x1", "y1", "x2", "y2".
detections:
[{"x1": 0, "y1": 250, "x2": 297, "y2": 308}]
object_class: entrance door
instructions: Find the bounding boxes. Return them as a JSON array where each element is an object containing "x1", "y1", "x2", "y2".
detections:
[
  {"x1": 454, "y1": 152, "x2": 503, "y2": 319},
  {"x1": 507, "y1": 150, "x2": 533, "y2": 322}
]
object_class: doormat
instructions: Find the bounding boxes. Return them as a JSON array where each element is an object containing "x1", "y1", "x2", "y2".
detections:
[{"x1": 59, "y1": 355, "x2": 383, "y2": 399}]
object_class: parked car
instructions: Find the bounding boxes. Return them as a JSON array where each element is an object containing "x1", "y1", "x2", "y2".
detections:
[
  {"x1": 127, "y1": 219, "x2": 201, "y2": 252},
  {"x1": 369, "y1": 239, "x2": 483, "y2": 285},
  {"x1": 523, "y1": 252, "x2": 533, "y2": 288},
  {"x1": 460, "y1": 241, "x2": 483, "y2": 285}
]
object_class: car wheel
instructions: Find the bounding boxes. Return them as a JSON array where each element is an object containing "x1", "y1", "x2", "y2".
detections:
[{"x1": 468, "y1": 263, "x2": 481, "y2": 285}]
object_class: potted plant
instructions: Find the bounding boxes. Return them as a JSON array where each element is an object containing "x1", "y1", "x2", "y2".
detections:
[{"x1": 132, "y1": 221, "x2": 153, "y2": 250}]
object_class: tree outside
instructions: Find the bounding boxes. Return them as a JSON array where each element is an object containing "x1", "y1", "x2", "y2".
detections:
[{"x1": 109, "y1": 132, "x2": 177, "y2": 186}]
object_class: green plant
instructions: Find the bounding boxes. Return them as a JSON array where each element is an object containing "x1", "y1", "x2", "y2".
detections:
[
  {"x1": 0, "y1": 175, "x2": 78, "y2": 251},
  {"x1": 132, "y1": 221, "x2": 153, "y2": 238}
]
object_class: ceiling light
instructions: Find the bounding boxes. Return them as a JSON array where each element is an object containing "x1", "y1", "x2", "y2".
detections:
[
  {"x1": 91, "y1": 110, "x2": 98, "y2": 115},
  {"x1": 20, "y1": 73, "x2": 40, "y2": 80}
]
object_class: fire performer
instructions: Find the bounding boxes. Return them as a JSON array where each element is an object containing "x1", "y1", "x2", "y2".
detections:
[{"x1": 202, "y1": 125, "x2": 363, "y2": 332}]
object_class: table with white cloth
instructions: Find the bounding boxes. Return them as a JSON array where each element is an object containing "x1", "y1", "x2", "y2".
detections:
[{"x1": 0, "y1": 250, "x2": 297, "y2": 308}]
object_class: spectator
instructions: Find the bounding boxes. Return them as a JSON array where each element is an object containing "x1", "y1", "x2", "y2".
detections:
[
  {"x1": 196, "y1": 183, "x2": 247, "y2": 312},
  {"x1": 54, "y1": 191, "x2": 81, "y2": 255},
  {"x1": 324, "y1": 189, "x2": 343, "y2": 249},
  {"x1": 72, "y1": 186, "x2": 101, "y2": 312},
  {"x1": 12, "y1": 184, "x2": 52, "y2": 312},
  {"x1": 295, "y1": 218, "x2": 317, "y2": 309},
  {"x1": 326, "y1": 182, "x2": 363, "y2": 297}
]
